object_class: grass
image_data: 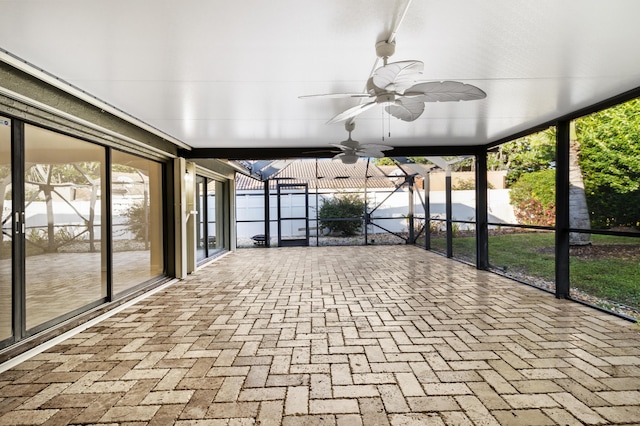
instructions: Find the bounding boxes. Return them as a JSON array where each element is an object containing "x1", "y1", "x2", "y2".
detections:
[
  {"x1": 488, "y1": 231, "x2": 556, "y2": 281},
  {"x1": 570, "y1": 254, "x2": 640, "y2": 309},
  {"x1": 429, "y1": 230, "x2": 640, "y2": 311},
  {"x1": 428, "y1": 231, "x2": 478, "y2": 263}
]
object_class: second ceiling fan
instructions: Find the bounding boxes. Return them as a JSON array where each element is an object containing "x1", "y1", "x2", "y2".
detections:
[
  {"x1": 330, "y1": 121, "x2": 392, "y2": 164},
  {"x1": 301, "y1": 40, "x2": 487, "y2": 124}
]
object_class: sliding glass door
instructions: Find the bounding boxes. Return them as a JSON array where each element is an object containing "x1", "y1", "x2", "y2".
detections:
[
  {"x1": 196, "y1": 175, "x2": 225, "y2": 262},
  {"x1": 1, "y1": 118, "x2": 167, "y2": 348},
  {"x1": 24, "y1": 125, "x2": 107, "y2": 331},
  {"x1": 111, "y1": 150, "x2": 164, "y2": 295}
]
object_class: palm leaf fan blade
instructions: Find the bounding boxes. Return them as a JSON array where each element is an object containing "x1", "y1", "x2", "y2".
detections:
[
  {"x1": 385, "y1": 97, "x2": 425, "y2": 122},
  {"x1": 327, "y1": 101, "x2": 377, "y2": 124},
  {"x1": 372, "y1": 60, "x2": 424, "y2": 92},
  {"x1": 404, "y1": 81, "x2": 487, "y2": 102}
]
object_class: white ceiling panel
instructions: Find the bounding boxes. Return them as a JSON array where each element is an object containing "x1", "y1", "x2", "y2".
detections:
[{"x1": 1, "y1": 0, "x2": 640, "y2": 154}]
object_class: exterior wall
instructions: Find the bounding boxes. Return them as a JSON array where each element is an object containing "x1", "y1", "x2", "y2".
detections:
[
  {"x1": 0, "y1": 60, "x2": 236, "y2": 359},
  {"x1": 427, "y1": 189, "x2": 517, "y2": 225},
  {"x1": 427, "y1": 170, "x2": 507, "y2": 191},
  {"x1": 0, "y1": 62, "x2": 179, "y2": 158}
]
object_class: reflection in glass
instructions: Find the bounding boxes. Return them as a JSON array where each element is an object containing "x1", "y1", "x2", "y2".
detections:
[
  {"x1": 111, "y1": 150, "x2": 164, "y2": 294},
  {"x1": 0, "y1": 117, "x2": 11, "y2": 340},
  {"x1": 24, "y1": 125, "x2": 106, "y2": 330}
]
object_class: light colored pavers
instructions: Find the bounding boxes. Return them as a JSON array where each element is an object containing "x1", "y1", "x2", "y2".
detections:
[{"x1": 1, "y1": 245, "x2": 639, "y2": 425}]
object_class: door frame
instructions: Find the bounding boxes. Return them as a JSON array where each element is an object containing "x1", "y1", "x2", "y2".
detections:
[{"x1": 277, "y1": 183, "x2": 309, "y2": 247}]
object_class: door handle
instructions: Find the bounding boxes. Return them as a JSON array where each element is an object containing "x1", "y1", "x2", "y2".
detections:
[{"x1": 15, "y1": 211, "x2": 25, "y2": 234}]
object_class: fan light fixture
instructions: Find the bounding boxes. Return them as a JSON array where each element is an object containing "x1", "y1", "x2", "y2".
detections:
[{"x1": 340, "y1": 154, "x2": 359, "y2": 164}]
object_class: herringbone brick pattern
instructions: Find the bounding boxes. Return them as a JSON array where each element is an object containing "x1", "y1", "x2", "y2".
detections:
[{"x1": 1, "y1": 246, "x2": 639, "y2": 425}]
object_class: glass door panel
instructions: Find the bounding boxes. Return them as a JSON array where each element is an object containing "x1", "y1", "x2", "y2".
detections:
[
  {"x1": 24, "y1": 124, "x2": 106, "y2": 330},
  {"x1": 196, "y1": 176, "x2": 224, "y2": 262},
  {"x1": 0, "y1": 117, "x2": 11, "y2": 341},
  {"x1": 207, "y1": 180, "x2": 220, "y2": 252},
  {"x1": 196, "y1": 176, "x2": 206, "y2": 262},
  {"x1": 111, "y1": 150, "x2": 164, "y2": 294}
]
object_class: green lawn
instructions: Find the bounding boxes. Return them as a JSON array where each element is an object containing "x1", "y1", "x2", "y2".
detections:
[
  {"x1": 429, "y1": 231, "x2": 640, "y2": 312},
  {"x1": 488, "y1": 231, "x2": 556, "y2": 281},
  {"x1": 569, "y1": 236, "x2": 640, "y2": 310}
]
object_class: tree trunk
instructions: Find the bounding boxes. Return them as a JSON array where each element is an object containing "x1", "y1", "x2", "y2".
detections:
[{"x1": 568, "y1": 121, "x2": 591, "y2": 245}]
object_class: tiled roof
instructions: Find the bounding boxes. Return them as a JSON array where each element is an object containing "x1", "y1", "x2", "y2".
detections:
[{"x1": 235, "y1": 159, "x2": 397, "y2": 191}]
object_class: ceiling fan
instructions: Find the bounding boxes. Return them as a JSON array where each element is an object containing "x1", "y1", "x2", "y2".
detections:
[
  {"x1": 329, "y1": 121, "x2": 392, "y2": 164},
  {"x1": 301, "y1": 40, "x2": 487, "y2": 124}
]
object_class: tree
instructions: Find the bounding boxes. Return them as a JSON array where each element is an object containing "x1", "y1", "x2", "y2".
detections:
[
  {"x1": 488, "y1": 131, "x2": 556, "y2": 186},
  {"x1": 489, "y1": 126, "x2": 593, "y2": 242},
  {"x1": 444, "y1": 156, "x2": 475, "y2": 172},
  {"x1": 575, "y1": 98, "x2": 640, "y2": 229},
  {"x1": 568, "y1": 121, "x2": 591, "y2": 244},
  {"x1": 373, "y1": 157, "x2": 432, "y2": 166}
]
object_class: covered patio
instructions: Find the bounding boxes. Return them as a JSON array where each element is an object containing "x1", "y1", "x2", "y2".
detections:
[{"x1": 1, "y1": 246, "x2": 638, "y2": 425}]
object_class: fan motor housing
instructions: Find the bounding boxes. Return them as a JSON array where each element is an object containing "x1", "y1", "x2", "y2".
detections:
[
  {"x1": 375, "y1": 93, "x2": 395, "y2": 104},
  {"x1": 376, "y1": 40, "x2": 395, "y2": 59}
]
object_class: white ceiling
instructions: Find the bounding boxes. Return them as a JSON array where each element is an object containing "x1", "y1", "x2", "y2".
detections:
[{"x1": 2, "y1": 0, "x2": 640, "y2": 154}]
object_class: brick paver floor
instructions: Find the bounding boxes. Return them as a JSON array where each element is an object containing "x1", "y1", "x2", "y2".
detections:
[{"x1": 1, "y1": 246, "x2": 639, "y2": 425}]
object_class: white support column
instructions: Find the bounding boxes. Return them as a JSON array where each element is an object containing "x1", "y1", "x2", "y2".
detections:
[
  {"x1": 174, "y1": 158, "x2": 196, "y2": 278},
  {"x1": 173, "y1": 158, "x2": 187, "y2": 279},
  {"x1": 185, "y1": 162, "x2": 196, "y2": 274}
]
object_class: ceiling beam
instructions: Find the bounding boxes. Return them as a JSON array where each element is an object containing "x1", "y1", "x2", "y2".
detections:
[{"x1": 180, "y1": 145, "x2": 482, "y2": 160}]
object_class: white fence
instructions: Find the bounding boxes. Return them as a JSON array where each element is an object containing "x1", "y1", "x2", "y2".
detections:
[{"x1": 236, "y1": 188, "x2": 517, "y2": 241}]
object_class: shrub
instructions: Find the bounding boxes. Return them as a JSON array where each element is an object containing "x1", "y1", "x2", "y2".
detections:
[
  {"x1": 318, "y1": 193, "x2": 365, "y2": 236},
  {"x1": 509, "y1": 169, "x2": 556, "y2": 226},
  {"x1": 453, "y1": 178, "x2": 476, "y2": 190},
  {"x1": 452, "y1": 178, "x2": 495, "y2": 190}
]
